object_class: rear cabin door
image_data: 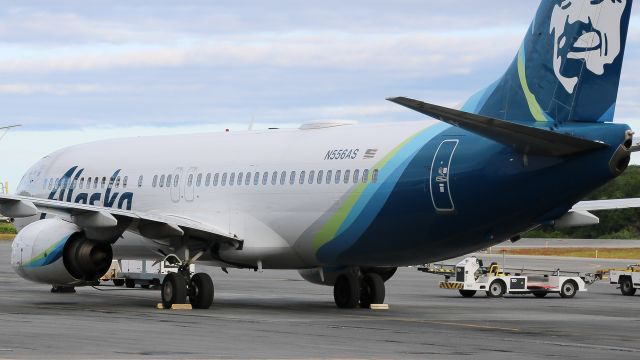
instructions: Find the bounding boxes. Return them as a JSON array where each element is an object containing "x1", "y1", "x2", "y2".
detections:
[{"x1": 429, "y1": 139, "x2": 458, "y2": 213}]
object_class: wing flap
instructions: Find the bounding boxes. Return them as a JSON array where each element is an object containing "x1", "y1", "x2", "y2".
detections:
[{"x1": 387, "y1": 97, "x2": 608, "y2": 157}]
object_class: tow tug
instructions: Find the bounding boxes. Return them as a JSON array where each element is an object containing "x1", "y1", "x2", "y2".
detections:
[
  {"x1": 418, "y1": 256, "x2": 596, "y2": 298},
  {"x1": 607, "y1": 264, "x2": 640, "y2": 296}
]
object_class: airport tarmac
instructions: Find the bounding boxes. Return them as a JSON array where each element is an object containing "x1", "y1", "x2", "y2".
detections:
[{"x1": 0, "y1": 241, "x2": 639, "y2": 360}]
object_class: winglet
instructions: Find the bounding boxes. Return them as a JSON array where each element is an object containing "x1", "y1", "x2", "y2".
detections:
[{"x1": 387, "y1": 97, "x2": 608, "y2": 157}]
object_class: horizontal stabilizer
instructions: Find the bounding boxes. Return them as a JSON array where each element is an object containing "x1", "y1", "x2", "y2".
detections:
[{"x1": 387, "y1": 97, "x2": 608, "y2": 157}]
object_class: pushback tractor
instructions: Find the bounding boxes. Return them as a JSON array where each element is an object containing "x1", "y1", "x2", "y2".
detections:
[
  {"x1": 609, "y1": 264, "x2": 640, "y2": 296},
  {"x1": 419, "y1": 257, "x2": 595, "y2": 298}
]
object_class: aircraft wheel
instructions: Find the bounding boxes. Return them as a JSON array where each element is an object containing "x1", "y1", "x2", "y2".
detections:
[
  {"x1": 161, "y1": 273, "x2": 187, "y2": 308},
  {"x1": 112, "y1": 279, "x2": 125, "y2": 287},
  {"x1": 360, "y1": 273, "x2": 385, "y2": 308},
  {"x1": 560, "y1": 280, "x2": 577, "y2": 298},
  {"x1": 486, "y1": 280, "x2": 506, "y2": 298},
  {"x1": 334, "y1": 273, "x2": 360, "y2": 308},
  {"x1": 620, "y1": 277, "x2": 636, "y2": 296},
  {"x1": 125, "y1": 279, "x2": 136, "y2": 288},
  {"x1": 189, "y1": 273, "x2": 214, "y2": 309},
  {"x1": 459, "y1": 290, "x2": 476, "y2": 298},
  {"x1": 533, "y1": 291, "x2": 547, "y2": 298}
]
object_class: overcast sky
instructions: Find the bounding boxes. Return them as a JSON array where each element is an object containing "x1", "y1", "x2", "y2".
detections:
[{"x1": 0, "y1": 1, "x2": 638, "y2": 189}]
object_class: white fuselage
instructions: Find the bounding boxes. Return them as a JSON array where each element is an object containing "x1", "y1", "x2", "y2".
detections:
[{"x1": 15, "y1": 120, "x2": 443, "y2": 269}]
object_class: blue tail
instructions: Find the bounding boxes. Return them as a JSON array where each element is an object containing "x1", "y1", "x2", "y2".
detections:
[{"x1": 462, "y1": 0, "x2": 634, "y2": 124}]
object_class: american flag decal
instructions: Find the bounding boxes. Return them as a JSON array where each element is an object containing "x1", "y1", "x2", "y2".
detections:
[{"x1": 364, "y1": 149, "x2": 378, "y2": 159}]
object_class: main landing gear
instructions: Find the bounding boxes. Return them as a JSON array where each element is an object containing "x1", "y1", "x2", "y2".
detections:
[
  {"x1": 160, "y1": 254, "x2": 214, "y2": 309},
  {"x1": 333, "y1": 272, "x2": 385, "y2": 309}
]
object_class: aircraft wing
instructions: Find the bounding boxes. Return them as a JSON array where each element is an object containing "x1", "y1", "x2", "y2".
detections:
[
  {"x1": 572, "y1": 198, "x2": 640, "y2": 211},
  {"x1": 0, "y1": 194, "x2": 242, "y2": 249}
]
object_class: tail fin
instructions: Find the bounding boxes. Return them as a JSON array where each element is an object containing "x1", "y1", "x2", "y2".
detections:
[{"x1": 462, "y1": 0, "x2": 634, "y2": 124}]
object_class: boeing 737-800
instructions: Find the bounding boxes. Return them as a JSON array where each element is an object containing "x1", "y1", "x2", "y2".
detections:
[{"x1": 1, "y1": 0, "x2": 638, "y2": 309}]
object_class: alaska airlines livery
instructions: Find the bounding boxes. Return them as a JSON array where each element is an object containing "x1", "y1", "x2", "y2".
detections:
[{"x1": 1, "y1": 1, "x2": 637, "y2": 309}]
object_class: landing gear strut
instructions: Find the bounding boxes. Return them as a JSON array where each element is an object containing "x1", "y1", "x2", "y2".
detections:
[
  {"x1": 333, "y1": 271, "x2": 386, "y2": 309},
  {"x1": 159, "y1": 252, "x2": 214, "y2": 309}
]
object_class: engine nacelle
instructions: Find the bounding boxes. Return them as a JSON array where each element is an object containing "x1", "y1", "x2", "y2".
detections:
[
  {"x1": 299, "y1": 266, "x2": 397, "y2": 286},
  {"x1": 11, "y1": 218, "x2": 113, "y2": 286}
]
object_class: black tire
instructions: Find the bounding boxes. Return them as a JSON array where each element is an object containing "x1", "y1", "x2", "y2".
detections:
[
  {"x1": 486, "y1": 280, "x2": 506, "y2": 298},
  {"x1": 459, "y1": 290, "x2": 476, "y2": 298},
  {"x1": 533, "y1": 291, "x2": 547, "y2": 298},
  {"x1": 620, "y1": 277, "x2": 637, "y2": 296},
  {"x1": 189, "y1": 273, "x2": 214, "y2": 309},
  {"x1": 125, "y1": 279, "x2": 136, "y2": 288},
  {"x1": 140, "y1": 284, "x2": 150, "y2": 289},
  {"x1": 112, "y1": 279, "x2": 125, "y2": 287},
  {"x1": 334, "y1": 273, "x2": 360, "y2": 309},
  {"x1": 161, "y1": 273, "x2": 187, "y2": 308},
  {"x1": 560, "y1": 280, "x2": 578, "y2": 298},
  {"x1": 360, "y1": 273, "x2": 385, "y2": 308}
]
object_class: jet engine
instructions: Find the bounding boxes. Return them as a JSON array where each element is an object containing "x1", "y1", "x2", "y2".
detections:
[{"x1": 11, "y1": 218, "x2": 113, "y2": 286}]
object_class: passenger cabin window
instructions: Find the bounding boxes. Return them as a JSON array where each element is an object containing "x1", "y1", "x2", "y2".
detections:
[
  {"x1": 326, "y1": 170, "x2": 332, "y2": 184},
  {"x1": 166, "y1": 174, "x2": 172, "y2": 187},
  {"x1": 138, "y1": 175, "x2": 143, "y2": 188},
  {"x1": 94, "y1": 177, "x2": 99, "y2": 189},
  {"x1": 87, "y1": 177, "x2": 92, "y2": 189},
  {"x1": 187, "y1": 174, "x2": 193, "y2": 187},
  {"x1": 245, "y1": 172, "x2": 251, "y2": 186},
  {"x1": 271, "y1": 171, "x2": 277, "y2": 185},
  {"x1": 362, "y1": 169, "x2": 369, "y2": 183},
  {"x1": 308, "y1": 170, "x2": 315, "y2": 184},
  {"x1": 221, "y1": 173, "x2": 227, "y2": 186},
  {"x1": 299, "y1": 171, "x2": 306, "y2": 184},
  {"x1": 317, "y1": 170, "x2": 323, "y2": 184},
  {"x1": 158, "y1": 175, "x2": 165, "y2": 188},
  {"x1": 101, "y1": 177, "x2": 107, "y2": 189},
  {"x1": 71, "y1": 178, "x2": 77, "y2": 189},
  {"x1": 290, "y1": 171, "x2": 296, "y2": 185},
  {"x1": 79, "y1": 177, "x2": 84, "y2": 189},
  {"x1": 152, "y1": 175, "x2": 158, "y2": 188},
  {"x1": 344, "y1": 170, "x2": 350, "y2": 184},
  {"x1": 335, "y1": 170, "x2": 341, "y2": 184},
  {"x1": 237, "y1": 172, "x2": 243, "y2": 186},
  {"x1": 174, "y1": 175, "x2": 179, "y2": 187},
  {"x1": 352, "y1": 170, "x2": 359, "y2": 184},
  {"x1": 262, "y1": 172, "x2": 268, "y2": 185},
  {"x1": 205, "y1": 173, "x2": 211, "y2": 186},
  {"x1": 280, "y1": 171, "x2": 286, "y2": 185},
  {"x1": 123, "y1": 176, "x2": 128, "y2": 188},
  {"x1": 115, "y1": 176, "x2": 121, "y2": 188},
  {"x1": 372, "y1": 169, "x2": 379, "y2": 183},
  {"x1": 229, "y1": 172, "x2": 235, "y2": 186},
  {"x1": 213, "y1": 173, "x2": 219, "y2": 186},
  {"x1": 196, "y1": 173, "x2": 202, "y2": 187}
]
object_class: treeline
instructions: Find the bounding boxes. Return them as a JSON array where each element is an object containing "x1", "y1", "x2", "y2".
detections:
[{"x1": 525, "y1": 165, "x2": 640, "y2": 239}]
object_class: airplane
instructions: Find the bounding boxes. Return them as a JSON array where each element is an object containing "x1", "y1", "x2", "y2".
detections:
[{"x1": 0, "y1": 0, "x2": 637, "y2": 309}]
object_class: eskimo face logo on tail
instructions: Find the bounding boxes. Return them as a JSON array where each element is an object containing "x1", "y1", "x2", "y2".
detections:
[{"x1": 550, "y1": 0, "x2": 627, "y2": 94}]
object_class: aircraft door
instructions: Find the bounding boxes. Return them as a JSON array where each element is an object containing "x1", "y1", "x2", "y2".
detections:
[
  {"x1": 171, "y1": 167, "x2": 183, "y2": 203},
  {"x1": 184, "y1": 167, "x2": 196, "y2": 202},
  {"x1": 429, "y1": 139, "x2": 458, "y2": 213}
]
